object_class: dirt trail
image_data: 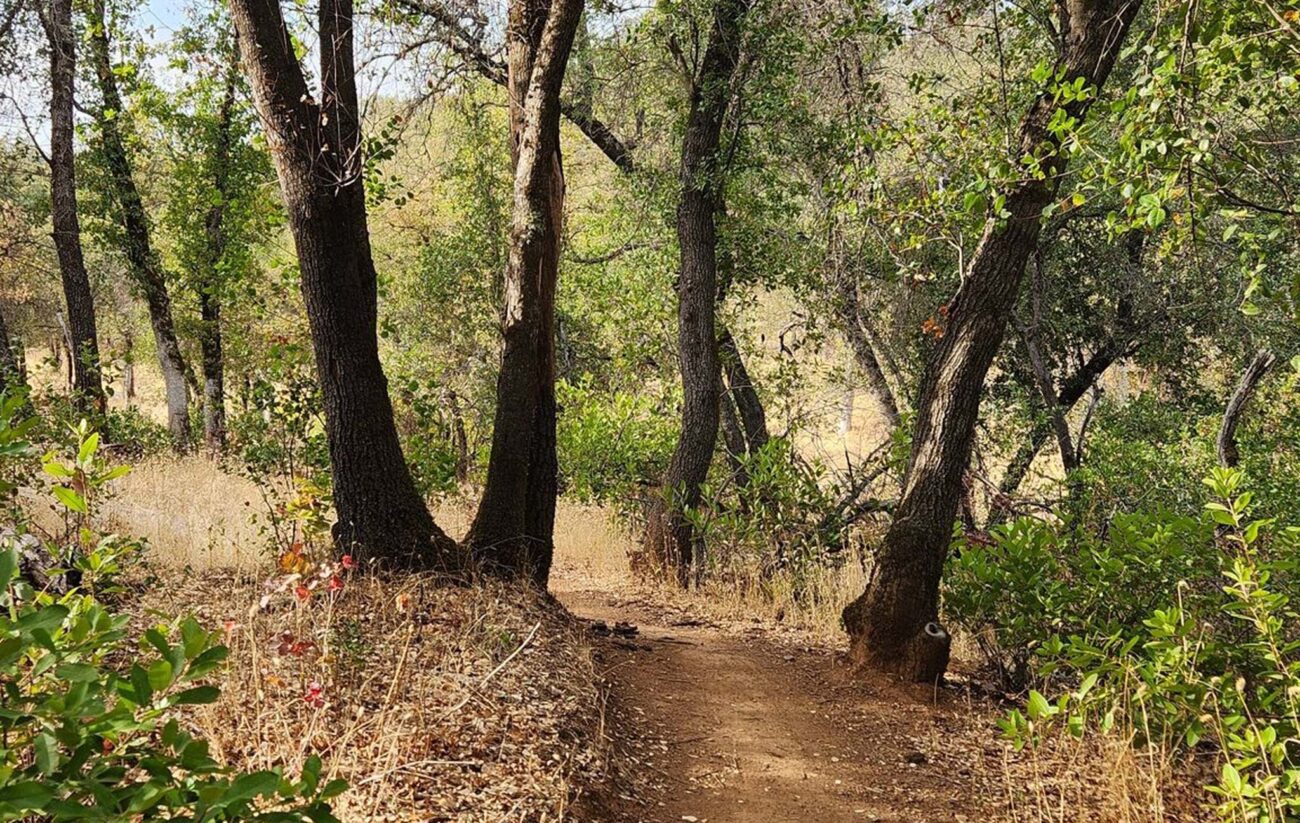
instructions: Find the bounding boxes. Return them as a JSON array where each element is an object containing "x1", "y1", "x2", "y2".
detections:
[{"x1": 557, "y1": 586, "x2": 1004, "y2": 823}]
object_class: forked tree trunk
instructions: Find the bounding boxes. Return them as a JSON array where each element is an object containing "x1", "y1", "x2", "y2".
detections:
[
  {"x1": 229, "y1": 0, "x2": 460, "y2": 570},
  {"x1": 468, "y1": 0, "x2": 584, "y2": 586},
  {"x1": 198, "y1": 63, "x2": 239, "y2": 454},
  {"x1": 42, "y1": 0, "x2": 105, "y2": 411},
  {"x1": 842, "y1": 0, "x2": 1144, "y2": 683},
  {"x1": 88, "y1": 0, "x2": 190, "y2": 447},
  {"x1": 643, "y1": 0, "x2": 750, "y2": 586}
]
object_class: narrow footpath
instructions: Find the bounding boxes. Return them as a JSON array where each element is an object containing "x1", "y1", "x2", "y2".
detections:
[{"x1": 557, "y1": 587, "x2": 1005, "y2": 823}]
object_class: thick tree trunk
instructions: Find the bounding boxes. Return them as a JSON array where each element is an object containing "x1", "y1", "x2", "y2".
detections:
[
  {"x1": 1217, "y1": 350, "x2": 1275, "y2": 468},
  {"x1": 230, "y1": 0, "x2": 460, "y2": 570},
  {"x1": 842, "y1": 0, "x2": 1143, "y2": 682},
  {"x1": 88, "y1": 0, "x2": 190, "y2": 447},
  {"x1": 43, "y1": 0, "x2": 105, "y2": 411},
  {"x1": 643, "y1": 0, "x2": 750, "y2": 586},
  {"x1": 468, "y1": 0, "x2": 583, "y2": 586},
  {"x1": 198, "y1": 65, "x2": 239, "y2": 454}
]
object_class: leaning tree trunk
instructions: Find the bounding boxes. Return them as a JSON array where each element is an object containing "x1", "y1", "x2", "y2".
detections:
[
  {"x1": 198, "y1": 63, "x2": 240, "y2": 454},
  {"x1": 468, "y1": 0, "x2": 584, "y2": 586},
  {"x1": 842, "y1": 0, "x2": 1144, "y2": 683},
  {"x1": 229, "y1": 0, "x2": 460, "y2": 570},
  {"x1": 88, "y1": 0, "x2": 190, "y2": 447},
  {"x1": 643, "y1": 0, "x2": 750, "y2": 586},
  {"x1": 1217, "y1": 350, "x2": 1276, "y2": 468},
  {"x1": 43, "y1": 0, "x2": 105, "y2": 411}
]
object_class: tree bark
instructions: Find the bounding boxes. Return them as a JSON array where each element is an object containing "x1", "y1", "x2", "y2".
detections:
[
  {"x1": 643, "y1": 0, "x2": 750, "y2": 586},
  {"x1": 229, "y1": 0, "x2": 460, "y2": 570},
  {"x1": 88, "y1": 0, "x2": 190, "y2": 446},
  {"x1": 42, "y1": 0, "x2": 105, "y2": 411},
  {"x1": 467, "y1": 0, "x2": 583, "y2": 586},
  {"x1": 0, "y1": 306, "x2": 25, "y2": 396},
  {"x1": 842, "y1": 0, "x2": 1143, "y2": 682},
  {"x1": 718, "y1": 327, "x2": 768, "y2": 455},
  {"x1": 836, "y1": 275, "x2": 902, "y2": 428},
  {"x1": 196, "y1": 61, "x2": 240, "y2": 454},
  {"x1": 1217, "y1": 349, "x2": 1275, "y2": 468}
]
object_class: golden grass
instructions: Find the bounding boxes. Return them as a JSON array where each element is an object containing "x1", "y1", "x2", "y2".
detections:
[
  {"x1": 101, "y1": 456, "x2": 267, "y2": 571},
  {"x1": 138, "y1": 569, "x2": 604, "y2": 822}
]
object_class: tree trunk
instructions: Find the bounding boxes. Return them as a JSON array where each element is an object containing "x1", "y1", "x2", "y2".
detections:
[
  {"x1": 0, "y1": 306, "x2": 25, "y2": 396},
  {"x1": 42, "y1": 0, "x2": 105, "y2": 411},
  {"x1": 842, "y1": 0, "x2": 1143, "y2": 682},
  {"x1": 229, "y1": 0, "x2": 460, "y2": 570},
  {"x1": 836, "y1": 275, "x2": 901, "y2": 428},
  {"x1": 1217, "y1": 350, "x2": 1275, "y2": 468},
  {"x1": 88, "y1": 0, "x2": 190, "y2": 447},
  {"x1": 198, "y1": 63, "x2": 239, "y2": 454},
  {"x1": 468, "y1": 0, "x2": 583, "y2": 586},
  {"x1": 718, "y1": 327, "x2": 768, "y2": 455},
  {"x1": 643, "y1": 0, "x2": 750, "y2": 586}
]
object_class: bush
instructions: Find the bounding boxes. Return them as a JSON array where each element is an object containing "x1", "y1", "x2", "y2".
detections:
[
  {"x1": 985, "y1": 469, "x2": 1300, "y2": 821},
  {"x1": 944, "y1": 510, "x2": 1212, "y2": 687},
  {"x1": 0, "y1": 399, "x2": 345, "y2": 820},
  {"x1": 556, "y1": 378, "x2": 676, "y2": 505}
]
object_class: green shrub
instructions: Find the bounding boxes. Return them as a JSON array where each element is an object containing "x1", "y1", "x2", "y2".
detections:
[
  {"x1": 988, "y1": 469, "x2": 1300, "y2": 821},
  {"x1": 556, "y1": 378, "x2": 676, "y2": 505},
  {"x1": 0, "y1": 403, "x2": 345, "y2": 821}
]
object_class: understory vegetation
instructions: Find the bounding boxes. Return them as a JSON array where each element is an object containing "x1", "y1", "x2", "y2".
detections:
[{"x1": 0, "y1": 0, "x2": 1298, "y2": 818}]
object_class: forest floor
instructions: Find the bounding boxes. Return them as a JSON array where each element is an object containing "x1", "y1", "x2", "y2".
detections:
[{"x1": 554, "y1": 572, "x2": 1007, "y2": 822}]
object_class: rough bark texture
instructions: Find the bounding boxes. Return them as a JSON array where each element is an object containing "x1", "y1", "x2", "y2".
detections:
[
  {"x1": 842, "y1": 0, "x2": 1143, "y2": 682},
  {"x1": 43, "y1": 0, "x2": 105, "y2": 411},
  {"x1": 468, "y1": 0, "x2": 583, "y2": 586},
  {"x1": 89, "y1": 0, "x2": 190, "y2": 446},
  {"x1": 1217, "y1": 350, "x2": 1275, "y2": 468},
  {"x1": 718, "y1": 328, "x2": 769, "y2": 455},
  {"x1": 229, "y1": 0, "x2": 460, "y2": 570},
  {"x1": 198, "y1": 64, "x2": 239, "y2": 454},
  {"x1": 643, "y1": 0, "x2": 750, "y2": 586}
]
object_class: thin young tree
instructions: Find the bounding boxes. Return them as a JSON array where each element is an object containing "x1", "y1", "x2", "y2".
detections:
[
  {"x1": 227, "y1": 0, "x2": 461, "y2": 569},
  {"x1": 642, "y1": 0, "x2": 751, "y2": 586},
  {"x1": 87, "y1": 0, "x2": 190, "y2": 446},
  {"x1": 467, "y1": 0, "x2": 585, "y2": 586},
  {"x1": 841, "y1": 0, "x2": 1145, "y2": 682},
  {"x1": 40, "y1": 0, "x2": 105, "y2": 410}
]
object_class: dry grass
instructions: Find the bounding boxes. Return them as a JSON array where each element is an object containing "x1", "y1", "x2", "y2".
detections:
[
  {"x1": 995, "y1": 732, "x2": 1214, "y2": 823},
  {"x1": 135, "y1": 568, "x2": 606, "y2": 822},
  {"x1": 102, "y1": 456, "x2": 268, "y2": 570}
]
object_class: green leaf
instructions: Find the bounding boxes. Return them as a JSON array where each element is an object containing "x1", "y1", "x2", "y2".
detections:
[
  {"x1": 1027, "y1": 690, "x2": 1052, "y2": 721},
  {"x1": 171, "y1": 685, "x2": 220, "y2": 705},
  {"x1": 77, "y1": 433, "x2": 100, "y2": 465},
  {"x1": 0, "y1": 781, "x2": 54, "y2": 810},
  {"x1": 34, "y1": 733, "x2": 59, "y2": 775},
  {"x1": 147, "y1": 659, "x2": 174, "y2": 692},
  {"x1": 52, "y1": 486, "x2": 87, "y2": 514},
  {"x1": 217, "y1": 771, "x2": 281, "y2": 808}
]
